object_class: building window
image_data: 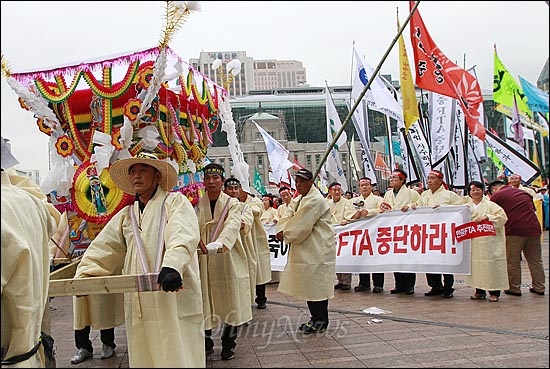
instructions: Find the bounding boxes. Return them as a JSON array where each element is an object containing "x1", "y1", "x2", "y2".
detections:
[
  {"x1": 306, "y1": 155, "x2": 311, "y2": 167},
  {"x1": 257, "y1": 155, "x2": 263, "y2": 169},
  {"x1": 342, "y1": 153, "x2": 347, "y2": 165},
  {"x1": 315, "y1": 154, "x2": 321, "y2": 166}
]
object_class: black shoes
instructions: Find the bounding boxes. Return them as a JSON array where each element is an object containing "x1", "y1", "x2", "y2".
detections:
[
  {"x1": 424, "y1": 288, "x2": 443, "y2": 296},
  {"x1": 221, "y1": 341, "x2": 236, "y2": 360},
  {"x1": 504, "y1": 289, "x2": 522, "y2": 296},
  {"x1": 391, "y1": 287, "x2": 414, "y2": 295},
  {"x1": 529, "y1": 288, "x2": 545, "y2": 296},
  {"x1": 354, "y1": 285, "x2": 370, "y2": 292},
  {"x1": 299, "y1": 321, "x2": 328, "y2": 334},
  {"x1": 341, "y1": 284, "x2": 351, "y2": 290},
  {"x1": 221, "y1": 350, "x2": 235, "y2": 360},
  {"x1": 255, "y1": 297, "x2": 267, "y2": 309},
  {"x1": 443, "y1": 291, "x2": 454, "y2": 298},
  {"x1": 372, "y1": 286, "x2": 384, "y2": 293}
]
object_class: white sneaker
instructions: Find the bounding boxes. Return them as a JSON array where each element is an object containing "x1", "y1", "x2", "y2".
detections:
[
  {"x1": 100, "y1": 344, "x2": 115, "y2": 359},
  {"x1": 70, "y1": 348, "x2": 93, "y2": 364}
]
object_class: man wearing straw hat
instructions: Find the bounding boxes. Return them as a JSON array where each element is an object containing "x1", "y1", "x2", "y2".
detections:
[
  {"x1": 72, "y1": 151, "x2": 204, "y2": 367},
  {"x1": 197, "y1": 163, "x2": 252, "y2": 361}
]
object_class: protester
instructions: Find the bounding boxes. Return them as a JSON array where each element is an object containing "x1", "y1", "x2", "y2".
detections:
[
  {"x1": 260, "y1": 193, "x2": 278, "y2": 223},
  {"x1": 463, "y1": 181, "x2": 509, "y2": 302},
  {"x1": 327, "y1": 181, "x2": 357, "y2": 291},
  {"x1": 238, "y1": 187, "x2": 272, "y2": 310},
  {"x1": 379, "y1": 169, "x2": 420, "y2": 295},
  {"x1": 403, "y1": 169, "x2": 463, "y2": 298},
  {"x1": 1, "y1": 138, "x2": 59, "y2": 368},
  {"x1": 277, "y1": 186, "x2": 293, "y2": 219},
  {"x1": 352, "y1": 177, "x2": 385, "y2": 293},
  {"x1": 344, "y1": 191, "x2": 354, "y2": 200},
  {"x1": 197, "y1": 163, "x2": 252, "y2": 360},
  {"x1": 488, "y1": 180, "x2": 545, "y2": 296},
  {"x1": 73, "y1": 151, "x2": 205, "y2": 367},
  {"x1": 276, "y1": 168, "x2": 335, "y2": 334}
]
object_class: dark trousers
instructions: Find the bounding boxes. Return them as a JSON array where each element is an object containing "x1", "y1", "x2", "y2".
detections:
[
  {"x1": 205, "y1": 325, "x2": 239, "y2": 353},
  {"x1": 306, "y1": 299, "x2": 329, "y2": 328},
  {"x1": 393, "y1": 272, "x2": 416, "y2": 291},
  {"x1": 75, "y1": 326, "x2": 115, "y2": 352},
  {"x1": 255, "y1": 284, "x2": 267, "y2": 304},
  {"x1": 426, "y1": 273, "x2": 454, "y2": 294},
  {"x1": 358, "y1": 273, "x2": 384, "y2": 288},
  {"x1": 221, "y1": 324, "x2": 238, "y2": 353},
  {"x1": 475, "y1": 288, "x2": 501, "y2": 297}
]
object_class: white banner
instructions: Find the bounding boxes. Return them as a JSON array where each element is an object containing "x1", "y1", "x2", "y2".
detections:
[{"x1": 266, "y1": 205, "x2": 472, "y2": 274}]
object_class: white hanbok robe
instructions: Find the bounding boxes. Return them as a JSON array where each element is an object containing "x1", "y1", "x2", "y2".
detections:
[
  {"x1": 197, "y1": 192, "x2": 252, "y2": 328},
  {"x1": 75, "y1": 190, "x2": 204, "y2": 368},
  {"x1": 463, "y1": 197, "x2": 509, "y2": 291},
  {"x1": 276, "y1": 186, "x2": 335, "y2": 301},
  {"x1": 1, "y1": 171, "x2": 57, "y2": 368},
  {"x1": 245, "y1": 195, "x2": 272, "y2": 285}
]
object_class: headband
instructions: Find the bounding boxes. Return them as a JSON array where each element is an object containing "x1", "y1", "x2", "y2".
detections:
[
  {"x1": 204, "y1": 166, "x2": 225, "y2": 176},
  {"x1": 429, "y1": 170, "x2": 443, "y2": 180},
  {"x1": 391, "y1": 171, "x2": 406, "y2": 180},
  {"x1": 359, "y1": 178, "x2": 371, "y2": 184}
]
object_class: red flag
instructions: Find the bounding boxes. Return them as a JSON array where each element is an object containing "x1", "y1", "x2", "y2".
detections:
[{"x1": 409, "y1": 1, "x2": 485, "y2": 141}]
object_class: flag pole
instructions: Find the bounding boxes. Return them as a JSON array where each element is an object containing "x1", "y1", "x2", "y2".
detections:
[{"x1": 313, "y1": 1, "x2": 421, "y2": 180}]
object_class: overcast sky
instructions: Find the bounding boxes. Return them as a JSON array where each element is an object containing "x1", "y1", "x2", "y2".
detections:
[{"x1": 1, "y1": 1, "x2": 548, "y2": 180}]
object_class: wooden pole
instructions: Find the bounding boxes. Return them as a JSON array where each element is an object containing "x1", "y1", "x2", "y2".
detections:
[{"x1": 314, "y1": 1, "x2": 421, "y2": 180}]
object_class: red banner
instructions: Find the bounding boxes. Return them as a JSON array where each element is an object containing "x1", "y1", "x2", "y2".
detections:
[{"x1": 454, "y1": 220, "x2": 496, "y2": 242}]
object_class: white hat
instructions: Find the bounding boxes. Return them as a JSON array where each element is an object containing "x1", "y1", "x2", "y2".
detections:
[{"x1": 109, "y1": 151, "x2": 177, "y2": 194}]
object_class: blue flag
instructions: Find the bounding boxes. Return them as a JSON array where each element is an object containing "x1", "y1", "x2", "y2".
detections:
[{"x1": 519, "y1": 75, "x2": 549, "y2": 113}]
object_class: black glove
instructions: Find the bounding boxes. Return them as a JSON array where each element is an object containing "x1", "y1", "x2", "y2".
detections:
[{"x1": 157, "y1": 267, "x2": 182, "y2": 292}]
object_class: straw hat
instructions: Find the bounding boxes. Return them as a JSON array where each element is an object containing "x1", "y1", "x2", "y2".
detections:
[{"x1": 109, "y1": 151, "x2": 178, "y2": 194}]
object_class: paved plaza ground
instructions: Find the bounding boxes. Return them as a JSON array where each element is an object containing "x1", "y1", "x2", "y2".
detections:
[{"x1": 49, "y1": 231, "x2": 549, "y2": 368}]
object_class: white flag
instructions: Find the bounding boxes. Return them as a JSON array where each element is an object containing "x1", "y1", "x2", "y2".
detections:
[
  {"x1": 428, "y1": 91, "x2": 456, "y2": 168},
  {"x1": 325, "y1": 88, "x2": 348, "y2": 191},
  {"x1": 349, "y1": 135, "x2": 360, "y2": 182},
  {"x1": 254, "y1": 121, "x2": 294, "y2": 184},
  {"x1": 485, "y1": 129, "x2": 541, "y2": 184},
  {"x1": 352, "y1": 49, "x2": 403, "y2": 124}
]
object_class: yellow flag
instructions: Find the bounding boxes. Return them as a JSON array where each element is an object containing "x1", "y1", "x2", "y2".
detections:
[
  {"x1": 531, "y1": 147, "x2": 543, "y2": 188},
  {"x1": 493, "y1": 45, "x2": 532, "y2": 118},
  {"x1": 397, "y1": 15, "x2": 419, "y2": 132}
]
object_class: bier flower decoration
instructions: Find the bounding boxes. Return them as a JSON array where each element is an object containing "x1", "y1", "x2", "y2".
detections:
[
  {"x1": 159, "y1": 1, "x2": 201, "y2": 50},
  {"x1": 137, "y1": 1, "x2": 201, "y2": 122}
]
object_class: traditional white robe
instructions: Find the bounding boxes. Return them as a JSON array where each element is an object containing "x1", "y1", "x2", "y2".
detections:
[
  {"x1": 354, "y1": 192, "x2": 383, "y2": 217},
  {"x1": 197, "y1": 192, "x2": 252, "y2": 328},
  {"x1": 276, "y1": 186, "x2": 335, "y2": 301},
  {"x1": 463, "y1": 196, "x2": 509, "y2": 290},
  {"x1": 1, "y1": 171, "x2": 57, "y2": 368},
  {"x1": 75, "y1": 190, "x2": 205, "y2": 368},
  {"x1": 245, "y1": 195, "x2": 272, "y2": 285},
  {"x1": 382, "y1": 186, "x2": 420, "y2": 210},
  {"x1": 260, "y1": 206, "x2": 278, "y2": 224},
  {"x1": 237, "y1": 200, "x2": 257, "y2": 304},
  {"x1": 328, "y1": 197, "x2": 356, "y2": 224},
  {"x1": 414, "y1": 185, "x2": 463, "y2": 207}
]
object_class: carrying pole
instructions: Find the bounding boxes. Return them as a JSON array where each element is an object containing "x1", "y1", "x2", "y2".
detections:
[{"x1": 314, "y1": 1, "x2": 421, "y2": 179}]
